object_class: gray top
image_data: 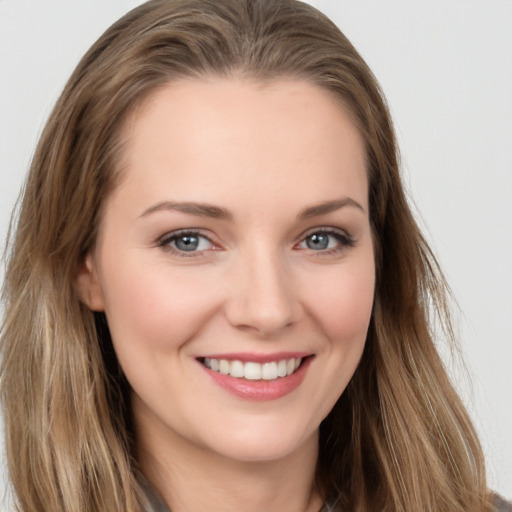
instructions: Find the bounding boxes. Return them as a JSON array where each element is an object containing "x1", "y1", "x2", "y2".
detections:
[
  {"x1": 495, "y1": 494, "x2": 512, "y2": 512},
  {"x1": 139, "y1": 476, "x2": 171, "y2": 512},
  {"x1": 141, "y1": 477, "x2": 340, "y2": 512},
  {"x1": 141, "y1": 477, "x2": 511, "y2": 512}
]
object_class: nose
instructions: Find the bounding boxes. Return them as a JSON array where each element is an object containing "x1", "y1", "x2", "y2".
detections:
[{"x1": 224, "y1": 248, "x2": 303, "y2": 336}]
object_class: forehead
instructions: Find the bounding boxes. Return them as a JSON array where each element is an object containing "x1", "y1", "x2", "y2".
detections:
[{"x1": 112, "y1": 78, "x2": 368, "y2": 216}]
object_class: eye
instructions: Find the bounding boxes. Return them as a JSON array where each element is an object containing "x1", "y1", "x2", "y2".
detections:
[
  {"x1": 159, "y1": 230, "x2": 214, "y2": 255},
  {"x1": 297, "y1": 229, "x2": 354, "y2": 253}
]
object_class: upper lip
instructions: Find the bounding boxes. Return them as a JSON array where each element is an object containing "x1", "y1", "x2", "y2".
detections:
[{"x1": 196, "y1": 352, "x2": 314, "y2": 363}]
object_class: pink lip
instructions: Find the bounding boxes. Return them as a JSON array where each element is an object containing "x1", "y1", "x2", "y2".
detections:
[{"x1": 197, "y1": 354, "x2": 314, "y2": 401}]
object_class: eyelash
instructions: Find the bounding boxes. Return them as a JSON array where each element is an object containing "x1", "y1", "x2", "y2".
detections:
[
  {"x1": 158, "y1": 229, "x2": 214, "y2": 258},
  {"x1": 157, "y1": 228, "x2": 355, "y2": 258},
  {"x1": 296, "y1": 228, "x2": 355, "y2": 256}
]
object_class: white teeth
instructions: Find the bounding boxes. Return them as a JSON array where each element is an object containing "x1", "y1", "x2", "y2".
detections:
[
  {"x1": 276, "y1": 359, "x2": 287, "y2": 377},
  {"x1": 219, "y1": 359, "x2": 230, "y2": 375},
  {"x1": 202, "y1": 357, "x2": 303, "y2": 380},
  {"x1": 261, "y1": 361, "x2": 277, "y2": 380},
  {"x1": 230, "y1": 360, "x2": 244, "y2": 378},
  {"x1": 244, "y1": 362, "x2": 261, "y2": 380}
]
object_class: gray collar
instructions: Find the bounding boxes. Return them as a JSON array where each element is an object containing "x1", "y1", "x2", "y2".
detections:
[
  {"x1": 140, "y1": 475, "x2": 340, "y2": 512},
  {"x1": 139, "y1": 476, "x2": 171, "y2": 512}
]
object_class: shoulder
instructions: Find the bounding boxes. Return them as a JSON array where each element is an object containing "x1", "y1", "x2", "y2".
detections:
[
  {"x1": 493, "y1": 494, "x2": 512, "y2": 512},
  {"x1": 138, "y1": 475, "x2": 170, "y2": 512},
  {"x1": 323, "y1": 494, "x2": 512, "y2": 511}
]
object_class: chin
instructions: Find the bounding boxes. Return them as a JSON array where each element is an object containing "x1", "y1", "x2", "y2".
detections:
[{"x1": 202, "y1": 421, "x2": 319, "y2": 464}]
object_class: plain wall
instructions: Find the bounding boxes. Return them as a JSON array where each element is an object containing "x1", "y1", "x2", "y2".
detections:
[{"x1": 1, "y1": 0, "x2": 511, "y2": 507}]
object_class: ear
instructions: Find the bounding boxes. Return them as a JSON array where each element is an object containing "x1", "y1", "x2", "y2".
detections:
[{"x1": 74, "y1": 252, "x2": 106, "y2": 311}]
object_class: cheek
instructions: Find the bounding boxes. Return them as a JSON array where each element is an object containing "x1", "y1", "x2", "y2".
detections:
[
  {"x1": 99, "y1": 256, "x2": 223, "y2": 352},
  {"x1": 306, "y1": 259, "x2": 375, "y2": 344},
  {"x1": 294, "y1": 256, "x2": 375, "y2": 428}
]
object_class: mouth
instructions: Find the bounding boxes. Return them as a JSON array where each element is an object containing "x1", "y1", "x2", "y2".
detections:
[
  {"x1": 197, "y1": 353, "x2": 314, "y2": 401},
  {"x1": 200, "y1": 356, "x2": 305, "y2": 380}
]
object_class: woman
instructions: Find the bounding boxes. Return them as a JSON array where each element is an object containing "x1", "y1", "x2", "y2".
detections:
[{"x1": 0, "y1": 1, "x2": 509, "y2": 511}]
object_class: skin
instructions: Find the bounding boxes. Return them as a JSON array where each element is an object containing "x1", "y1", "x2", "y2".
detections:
[{"x1": 76, "y1": 78, "x2": 375, "y2": 512}]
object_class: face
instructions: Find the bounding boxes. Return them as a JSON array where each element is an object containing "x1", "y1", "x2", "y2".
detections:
[{"x1": 78, "y1": 78, "x2": 375, "y2": 464}]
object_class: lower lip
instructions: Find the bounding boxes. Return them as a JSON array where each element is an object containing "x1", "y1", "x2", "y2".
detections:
[{"x1": 200, "y1": 357, "x2": 313, "y2": 401}]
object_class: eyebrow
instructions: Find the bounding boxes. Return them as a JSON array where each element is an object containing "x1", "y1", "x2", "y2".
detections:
[
  {"x1": 140, "y1": 201, "x2": 232, "y2": 220},
  {"x1": 140, "y1": 197, "x2": 364, "y2": 220},
  {"x1": 297, "y1": 197, "x2": 365, "y2": 219}
]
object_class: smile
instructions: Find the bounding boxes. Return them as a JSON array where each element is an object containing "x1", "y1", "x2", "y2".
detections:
[
  {"x1": 202, "y1": 357, "x2": 302, "y2": 380},
  {"x1": 198, "y1": 353, "x2": 314, "y2": 400}
]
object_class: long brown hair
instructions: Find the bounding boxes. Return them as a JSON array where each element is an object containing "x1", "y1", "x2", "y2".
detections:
[{"x1": 1, "y1": 1, "x2": 491, "y2": 510}]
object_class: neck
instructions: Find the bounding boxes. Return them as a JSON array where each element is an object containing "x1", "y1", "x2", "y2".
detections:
[{"x1": 136, "y1": 416, "x2": 323, "y2": 512}]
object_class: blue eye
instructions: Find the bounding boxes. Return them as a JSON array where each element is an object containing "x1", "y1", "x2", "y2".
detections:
[
  {"x1": 305, "y1": 232, "x2": 331, "y2": 250},
  {"x1": 299, "y1": 230, "x2": 354, "y2": 253},
  {"x1": 160, "y1": 231, "x2": 213, "y2": 254},
  {"x1": 174, "y1": 234, "x2": 200, "y2": 251}
]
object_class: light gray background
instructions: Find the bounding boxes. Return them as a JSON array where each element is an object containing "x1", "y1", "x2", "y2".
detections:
[{"x1": 1, "y1": 0, "x2": 511, "y2": 506}]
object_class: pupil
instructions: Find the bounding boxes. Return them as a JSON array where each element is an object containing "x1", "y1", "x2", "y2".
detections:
[
  {"x1": 307, "y1": 233, "x2": 329, "y2": 250},
  {"x1": 176, "y1": 235, "x2": 199, "y2": 251}
]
